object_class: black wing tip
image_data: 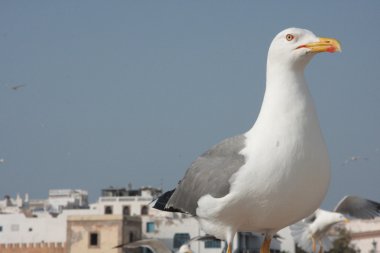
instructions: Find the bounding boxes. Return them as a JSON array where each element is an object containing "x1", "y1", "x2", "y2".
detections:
[
  {"x1": 152, "y1": 188, "x2": 186, "y2": 213},
  {"x1": 367, "y1": 198, "x2": 380, "y2": 216},
  {"x1": 152, "y1": 188, "x2": 174, "y2": 210}
]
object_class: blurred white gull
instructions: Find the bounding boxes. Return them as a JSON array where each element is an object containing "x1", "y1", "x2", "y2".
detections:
[
  {"x1": 154, "y1": 27, "x2": 341, "y2": 253},
  {"x1": 290, "y1": 195, "x2": 380, "y2": 253},
  {"x1": 113, "y1": 236, "x2": 219, "y2": 253}
]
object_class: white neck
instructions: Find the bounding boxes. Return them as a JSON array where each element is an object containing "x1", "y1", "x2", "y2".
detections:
[{"x1": 248, "y1": 61, "x2": 319, "y2": 134}]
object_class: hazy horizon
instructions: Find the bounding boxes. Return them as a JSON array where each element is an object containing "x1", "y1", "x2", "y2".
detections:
[{"x1": 1, "y1": 1, "x2": 379, "y2": 209}]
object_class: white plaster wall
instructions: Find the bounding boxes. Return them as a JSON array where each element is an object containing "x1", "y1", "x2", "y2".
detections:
[
  {"x1": 0, "y1": 209, "x2": 98, "y2": 244},
  {"x1": 0, "y1": 213, "x2": 66, "y2": 243},
  {"x1": 92, "y1": 196, "x2": 161, "y2": 216}
]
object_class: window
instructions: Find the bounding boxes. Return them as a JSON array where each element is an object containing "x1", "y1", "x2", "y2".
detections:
[
  {"x1": 11, "y1": 224, "x2": 19, "y2": 232},
  {"x1": 104, "y1": 205, "x2": 113, "y2": 214},
  {"x1": 205, "y1": 240, "x2": 221, "y2": 248},
  {"x1": 146, "y1": 222, "x2": 155, "y2": 233},
  {"x1": 89, "y1": 232, "x2": 99, "y2": 247},
  {"x1": 141, "y1": 205, "x2": 148, "y2": 215},
  {"x1": 28, "y1": 227, "x2": 33, "y2": 232},
  {"x1": 129, "y1": 232, "x2": 135, "y2": 242},
  {"x1": 173, "y1": 233, "x2": 190, "y2": 249},
  {"x1": 0, "y1": 226, "x2": 3, "y2": 232},
  {"x1": 123, "y1": 206, "x2": 130, "y2": 216}
]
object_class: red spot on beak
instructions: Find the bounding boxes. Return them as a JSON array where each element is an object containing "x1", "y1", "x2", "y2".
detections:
[{"x1": 326, "y1": 46, "x2": 336, "y2": 53}]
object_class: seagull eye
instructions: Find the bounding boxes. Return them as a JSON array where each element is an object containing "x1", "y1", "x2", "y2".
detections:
[{"x1": 286, "y1": 34, "x2": 295, "y2": 41}]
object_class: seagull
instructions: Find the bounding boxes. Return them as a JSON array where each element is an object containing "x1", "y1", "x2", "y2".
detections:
[
  {"x1": 114, "y1": 239, "x2": 173, "y2": 253},
  {"x1": 342, "y1": 155, "x2": 369, "y2": 166},
  {"x1": 153, "y1": 27, "x2": 341, "y2": 253},
  {"x1": 113, "y1": 237, "x2": 217, "y2": 253},
  {"x1": 290, "y1": 195, "x2": 380, "y2": 253},
  {"x1": 10, "y1": 84, "x2": 26, "y2": 90}
]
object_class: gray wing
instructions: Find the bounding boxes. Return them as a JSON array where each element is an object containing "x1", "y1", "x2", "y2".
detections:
[
  {"x1": 114, "y1": 239, "x2": 172, "y2": 253},
  {"x1": 188, "y1": 235, "x2": 220, "y2": 242},
  {"x1": 166, "y1": 135, "x2": 246, "y2": 215},
  {"x1": 333, "y1": 195, "x2": 380, "y2": 219}
]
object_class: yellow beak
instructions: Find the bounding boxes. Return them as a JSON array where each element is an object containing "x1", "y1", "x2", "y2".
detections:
[{"x1": 297, "y1": 37, "x2": 342, "y2": 53}]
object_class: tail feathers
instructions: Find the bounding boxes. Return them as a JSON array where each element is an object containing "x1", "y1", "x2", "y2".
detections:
[
  {"x1": 290, "y1": 221, "x2": 314, "y2": 252},
  {"x1": 152, "y1": 189, "x2": 185, "y2": 213}
]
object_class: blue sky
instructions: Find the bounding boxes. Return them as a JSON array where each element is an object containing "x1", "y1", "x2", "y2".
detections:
[{"x1": 0, "y1": 1, "x2": 379, "y2": 209}]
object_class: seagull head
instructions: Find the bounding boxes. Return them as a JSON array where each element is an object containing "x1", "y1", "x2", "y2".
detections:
[
  {"x1": 332, "y1": 212, "x2": 350, "y2": 225},
  {"x1": 178, "y1": 244, "x2": 192, "y2": 253},
  {"x1": 267, "y1": 27, "x2": 341, "y2": 69},
  {"x1": 318, "y1": 210, "x2": 350, "y2": 228}
]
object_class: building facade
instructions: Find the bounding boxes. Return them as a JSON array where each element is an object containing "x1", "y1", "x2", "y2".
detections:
[
  {"x1": 66, "y1": 214, "x2": 141, "y2": 253},
  {"x1": 47, "y1": 189, "x2": 89, "y2": 213},
  {"x1": 0, "y1": 212, "x2": 67, "y2": 244}
]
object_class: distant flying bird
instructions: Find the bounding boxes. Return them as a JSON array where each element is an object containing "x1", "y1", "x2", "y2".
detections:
[
  {"x1": 342, "y1": 155, "x2": 369, "y2": 166},
  {"x1": 290, "y1": 195, "x2": 380, "y2": 253},
  {"x1": 10, "y1": 84, "x2": 26, "y2": 90},
  {"x1": 153, "y1": 27, "x2": 341, "y2": 253}
]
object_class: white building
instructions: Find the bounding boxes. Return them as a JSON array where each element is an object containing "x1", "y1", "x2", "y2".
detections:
[
  {"x1": 0, "y1": 186, "x2": 157, "y2": 246},
  {"x1": 0, "y1": 189, "x2": 92, "y2": 246},
  {"x1": 47, "y1": 189, "x2": 89, "y2": 213},
  {"x1": 91, "y1": 186, "x2": 160, "y2": 217},
  {"x1": 0, "y1": 209, "x2": 96, "y2": 244},
  {"x1": 0, "y1": 194, "x2": 27, "y2": 214},
  {"x1": 0, "y1": 189, "x2": 88, "y2": 215}
]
